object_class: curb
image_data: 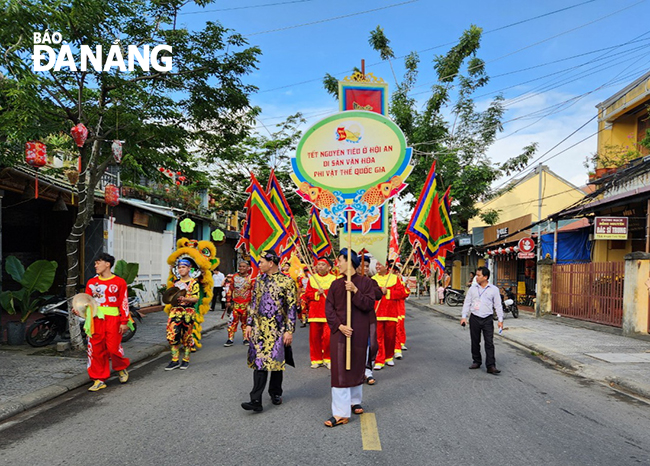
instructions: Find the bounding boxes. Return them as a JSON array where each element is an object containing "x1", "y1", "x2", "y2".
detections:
[
  {"x1": 0, "y1": 320, "x2": 227, "y2": 424},
  {"x1": 605, "y1": 376, "x2": 650, "y2": 401},
  {"x1": 410, "y1": 300, "x2": 650, "y2": 401},
  {"x1": 409, "y1": 300, "x2": 586, "y2": 372}
]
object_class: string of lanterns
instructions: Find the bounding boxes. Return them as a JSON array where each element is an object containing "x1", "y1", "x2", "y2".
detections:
[
  {"x1": 485, "y1": 246, "x2": 520, "y2": 257},
  {"x1": 23, "y1": 123, "x2": 124, "y2": 203}
]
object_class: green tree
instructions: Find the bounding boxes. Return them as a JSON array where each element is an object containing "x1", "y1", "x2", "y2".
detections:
[
  {"x1": 211, "y1": 112, "x2": 311, "y2": 221},
  {"x1": 0, "y1": 0, "x2": 260, "y2": 349},
  {"x1": 330, "y1": 25, "x2": 536, "y2": 230}
]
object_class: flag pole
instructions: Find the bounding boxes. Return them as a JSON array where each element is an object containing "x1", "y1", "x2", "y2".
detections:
[
  {"x1": 346, "y1": 208, "x2": 352, "y2": 371},
  {"x1": 293, "y1": 221, "x2": 325, "y2": 292}
]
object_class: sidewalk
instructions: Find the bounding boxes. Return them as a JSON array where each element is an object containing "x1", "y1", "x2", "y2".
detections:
[
  {"x1": 410, "y1": 297, "x2": 650, "y2": 400},
  {"x1": 0, "y1": 308, "x2": 228, "y2": 423}
]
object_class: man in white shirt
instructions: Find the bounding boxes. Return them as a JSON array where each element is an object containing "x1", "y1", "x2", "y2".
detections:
[
  {"x1": 211, "y1": 268, "x2": 225, "y2": 312},
  {"x1": 460, "y1": 266, "x2": 503, "y2": 375}
]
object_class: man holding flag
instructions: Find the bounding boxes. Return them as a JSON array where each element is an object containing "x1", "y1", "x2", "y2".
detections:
[
  {"x1": 303, "y1": 257, "x2": 336, "y2": 369},
  {"x1": 372, "y1": 259, "x2": 408, "y2": 370}
]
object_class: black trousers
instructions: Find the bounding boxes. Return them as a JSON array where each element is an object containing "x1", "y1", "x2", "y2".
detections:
[
  {"x1": 250, "y1": 369, "x2": 283, "y2": 402},
  {"x1": 469, "y1": 314, "x2": 496, "y2": 368},
  {"x1": 211, "y1": 287, "x2": 224, "y2": 310}
]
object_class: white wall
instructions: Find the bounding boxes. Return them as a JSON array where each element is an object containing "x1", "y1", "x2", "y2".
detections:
[{"x1": 112, "y1": 224, "x2": 175, "y2": 306}]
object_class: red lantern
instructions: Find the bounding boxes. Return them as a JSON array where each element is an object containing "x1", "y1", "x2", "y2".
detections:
[
  {"x1": 70, "y1": 123, "x2": 88, "y2": 147},
  {"x1": 25, "y1": 141, "x2": 47, "y2": 199},
  {"x1": 105, "y1": 184, "x2": 120, "y2": 207},
  {"x1": 178, "y1": 175, "x2": 186, "y2": 182},
  {"x1": 159, "y1": 167, "x2": 165, "y2": 172},
  {"x1": 111, "y1": 140, "x2": 122, "y2": 163},
  {"x1": 25, "y1": 140, "x2": 47, "y2": 168}
]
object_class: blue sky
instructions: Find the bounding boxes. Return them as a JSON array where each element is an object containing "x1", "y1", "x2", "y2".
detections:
[{"x1": 176, "y1": 0, "x2": 650, "y2": 191}]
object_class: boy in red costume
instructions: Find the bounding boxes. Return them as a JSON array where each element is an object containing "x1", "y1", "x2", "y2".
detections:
[
  {"x1": 84, "y1": 253, "x2": 130, "y2": 392},
  {"x1": 372, "y1": 260, "x2": 408, "y2": 369},
  {"x1": 303, "y1": 258, "x2": 336, "y2": 369}
]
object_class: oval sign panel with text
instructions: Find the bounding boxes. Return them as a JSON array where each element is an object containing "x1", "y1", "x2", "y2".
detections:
[{"x1": 291, "y1": 110, "x2": 412, "y2": 200}]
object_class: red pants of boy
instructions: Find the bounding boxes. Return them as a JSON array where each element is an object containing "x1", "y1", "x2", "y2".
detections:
[
  {"x1": 395, "y1": 317, "x2": 406, "y2": 351},
  {"x1": 87, "y1": 315, "x2": 130, "y2": 381},
  {"x1": 308, "y1": 321, "x2": 331, "y2": 364},
  {"x1": 375, "y1": 320, "x2": 396, "y2": 366},
  {"x1": 227, "y1": 309, "x2": 248, "y2": 340}
]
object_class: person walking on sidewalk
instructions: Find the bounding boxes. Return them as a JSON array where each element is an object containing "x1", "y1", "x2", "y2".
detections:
[
  {"x1": 82, "y1": 253, "x2": 131, "y2": 392},
  {"x1": 460, "y1": 266, "x2": 503, "y2": 375},
  {"x1": 241, "y1": 250, "x2": 298, "y2": 412},
  {"x1": 223, "y1": 260, "x2": 254, "y2": 346},
  {"x1": 211, "y1": 267, "x2": 225, "y2": 312},
  {"x1": 164, "y1": 258, "x2": 200, "y2": 371}
]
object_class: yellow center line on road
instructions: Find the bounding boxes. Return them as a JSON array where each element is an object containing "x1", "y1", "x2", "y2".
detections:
[{"x1": 360, "y1": 413, "x2": 382, "y2": 451}]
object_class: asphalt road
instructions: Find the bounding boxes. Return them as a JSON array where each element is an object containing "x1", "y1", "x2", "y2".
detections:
[{"x1": 1, "y1": 304, "x2": 650, "y2": 466}]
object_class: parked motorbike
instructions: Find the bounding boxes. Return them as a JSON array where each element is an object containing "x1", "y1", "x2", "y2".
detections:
[
  {"x1": 494, "y1": 287, "x2": 519, "y2": 320},
  {"x1": 444, "y1": 287, "x2": 466, "y2": 306},
  {"x1": 26, "y1": 296, "x2": 142, "y2": 347}
]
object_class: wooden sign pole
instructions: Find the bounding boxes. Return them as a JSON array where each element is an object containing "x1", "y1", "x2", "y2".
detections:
[{"x1": 346, "y1": 209, "x2": 352, "y2": 370}]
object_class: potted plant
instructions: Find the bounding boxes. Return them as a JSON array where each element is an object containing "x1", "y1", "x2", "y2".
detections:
[
  {"x1": 155, "y1": 284, "x2": 168, "y2": 305},
  {"x1": 0, "y1": 256, "x2": 58, "y2": 345}
]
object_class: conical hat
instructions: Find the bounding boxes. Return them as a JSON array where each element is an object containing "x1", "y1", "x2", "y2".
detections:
[
  {"x1": 162, "y1": 286, "x2": 187, "y2": 306},
  {"x1": 71, "y1": 293, "x2": 98, "y2": 319}
]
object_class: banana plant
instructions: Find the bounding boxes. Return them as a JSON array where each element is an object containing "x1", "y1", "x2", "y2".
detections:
[
  {"x1": 113, "y1": 260, "x2": 145, "y2": 298},
  {"x1": 0, "y1": 256, "x2": 58, "y2": 322}
]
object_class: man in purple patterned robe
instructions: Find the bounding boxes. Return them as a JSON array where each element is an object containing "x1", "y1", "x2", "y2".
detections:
[{"x1": 241, "y1": 250, "x2": 298, "y2": 413}]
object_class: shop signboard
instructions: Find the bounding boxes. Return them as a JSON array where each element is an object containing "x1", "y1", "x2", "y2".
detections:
[
  {"x1": 517, "y1": 237, "x2": 536, "y2": 259},
  {"x1": 594, "y1": 216, "x2": 628, "y2": 240}
]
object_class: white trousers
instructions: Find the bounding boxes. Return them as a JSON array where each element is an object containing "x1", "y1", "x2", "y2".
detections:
[{"x1": 331, "y1": 385, "x2": 363, "y2": 418}]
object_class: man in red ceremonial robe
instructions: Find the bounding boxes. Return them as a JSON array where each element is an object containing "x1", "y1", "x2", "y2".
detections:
[
  {"x1": 372, "y1": 260, "x2": 409, "y2": 370},
  {"x1": 324, "y1": 249, "x2": 379, "y2": 427},
  {"x1": 224, "y1": 260, "x2": 254, "y2": 347},
  {"x1": 394, "y1": 264, "x2": 411, "y2": 359},
  {"x1": 303, "y1": 258, "x2": 336, "y2": 369},
  {"x1": 83, "y1": 253, "x2": 130, "y2": 392}
]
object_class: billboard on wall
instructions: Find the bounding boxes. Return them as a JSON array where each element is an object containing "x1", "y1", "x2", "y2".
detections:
[{"x1": 594, "y1": 217, "x2": 628, "y2": 240}]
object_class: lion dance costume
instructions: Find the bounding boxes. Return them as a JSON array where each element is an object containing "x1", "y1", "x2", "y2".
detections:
[
  {"x1": 164, "y1": 238, "x2": 219, "y2": 355},
  {"x1": 223, "y1": 271, "x2": 254, "y2": 344}
]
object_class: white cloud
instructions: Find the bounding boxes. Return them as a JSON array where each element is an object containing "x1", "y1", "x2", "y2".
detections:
[{"x1": 487, "y1": 90, "x2": 600, "y2": 189}]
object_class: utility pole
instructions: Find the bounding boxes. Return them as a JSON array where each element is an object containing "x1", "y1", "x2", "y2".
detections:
[{"x1": 537, "y1": 164, "x2": 543, "y2": 260}]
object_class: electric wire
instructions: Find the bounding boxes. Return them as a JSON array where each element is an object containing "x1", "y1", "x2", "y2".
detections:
[
  {"x1": 256, "y1": 0, "x2": 603, "y2": 93},
  {"x1": 178, "y1": 0, "x2": 318, "y2": 14},
  {"x1": 244, "y1": 0, "x2": 419, "y2": 36}
]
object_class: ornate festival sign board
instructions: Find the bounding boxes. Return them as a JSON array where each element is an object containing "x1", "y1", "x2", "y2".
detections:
[
  {"x1": 339, "y1": 71, "x2": 390, "y2": 259},
  {"x1": 339, "y1": 72, "x2": 389, "y2": 115},
  {"x1": 291, "y1": 110, "x2": 413, "y2": 236}
]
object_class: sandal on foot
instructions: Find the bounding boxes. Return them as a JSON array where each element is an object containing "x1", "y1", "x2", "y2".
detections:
[
  {"x1": 366, "y1": 376, "x2": 376, "y2": 385},
  {"x1": 352, "y1": 404, "x2": 364, "y2": 415},
  {"x1": 324, "y1": 416, "x2": 349, "y2": 427}
]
